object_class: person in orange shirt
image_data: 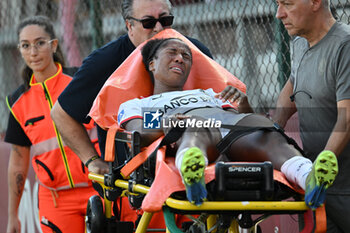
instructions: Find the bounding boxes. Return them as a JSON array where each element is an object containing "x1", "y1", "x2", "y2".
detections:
[{"x1": 5, "y1": 15, "x2": 99, "y2": 233}]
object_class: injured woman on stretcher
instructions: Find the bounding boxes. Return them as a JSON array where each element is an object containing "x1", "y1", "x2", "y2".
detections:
[{"x1": 116, "y1": 37, "x2": 338, "y2": 210}]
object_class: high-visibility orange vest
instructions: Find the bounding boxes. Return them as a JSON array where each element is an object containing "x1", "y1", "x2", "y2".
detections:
[{"x1": 7, "y1": 63, "x2": 99, "y2": 190}]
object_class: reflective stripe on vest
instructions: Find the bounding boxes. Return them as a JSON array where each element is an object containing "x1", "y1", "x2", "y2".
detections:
[{"x1": 31, "y1": 127, "x2": 98, "y2": 158}]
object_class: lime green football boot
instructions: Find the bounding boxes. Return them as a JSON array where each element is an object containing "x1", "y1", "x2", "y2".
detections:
[
  {"x1": 180, "y1": 147, "x2": 207, "y2": 205},
  {"x1": 305, "y1": 150, "x2": 338, "y2": 209}
]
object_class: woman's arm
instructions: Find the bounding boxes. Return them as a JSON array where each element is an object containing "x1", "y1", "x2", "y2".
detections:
[
  {"x1": 7, "y1": 145, "x2": 30, "y2": 233},
  {"x1": 215, "y1": 85, "x2": 253, "y2": 113}
]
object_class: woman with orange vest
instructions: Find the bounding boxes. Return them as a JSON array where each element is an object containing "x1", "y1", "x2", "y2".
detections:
[{"x1": 5, "y1": 16, "x2": 99, "y2": 233}]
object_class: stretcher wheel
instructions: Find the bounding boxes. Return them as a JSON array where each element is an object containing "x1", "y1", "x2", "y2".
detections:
[{"x1": 86, "y1": 195, "x2": 105, "y2": 233}]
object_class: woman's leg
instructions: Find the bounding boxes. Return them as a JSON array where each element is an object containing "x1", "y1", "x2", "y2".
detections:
[
  {"x1": 225, "y1": 114, "x2": 338, "y2": 209},
  {"x1": 224, "y1": 114, "x2": 315, "y2": 191},
  {"x1": 174, "y1": 126, "x2": 222, "y2": 205},
  {"x1": 176, "y1": 126, "x2": 222, "y2": 164},
  {"x1": 172, "y1": 113, "x2": 337, "y2": 209},
  {"x1": 225, "y1": 114, "x2": 301, "y2": 170}
]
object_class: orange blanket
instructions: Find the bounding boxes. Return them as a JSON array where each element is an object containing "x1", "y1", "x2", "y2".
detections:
[{"x1": 89, "y1": 29, "x2": 246, "y2": 129}]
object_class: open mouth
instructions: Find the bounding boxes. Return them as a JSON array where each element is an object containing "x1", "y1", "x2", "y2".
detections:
[{"x1": 170, "y1": 66, "x2": 184, "y2": 74}]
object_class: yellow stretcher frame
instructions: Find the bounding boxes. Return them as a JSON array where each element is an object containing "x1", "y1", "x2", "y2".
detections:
[{"x1": 88, "y1": 172, "x2": 309, "y2": 233}]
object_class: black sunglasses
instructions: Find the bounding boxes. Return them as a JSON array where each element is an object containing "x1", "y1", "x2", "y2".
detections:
[{"x1": 128, "y1": 15, "x2": 174, "y2": 29}]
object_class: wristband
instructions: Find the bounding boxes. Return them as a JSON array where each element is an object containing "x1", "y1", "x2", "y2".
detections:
[{"x1": 85, "y1": 155, "x2": 100, "y2": 168}]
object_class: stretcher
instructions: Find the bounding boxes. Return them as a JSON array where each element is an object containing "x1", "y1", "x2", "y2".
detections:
[
  {"x1": 86, "y1": 29, "x2": 326, "y2": 233},
  {"x1": 85, "y1": 127, "x2": 326, "y2": 233}
]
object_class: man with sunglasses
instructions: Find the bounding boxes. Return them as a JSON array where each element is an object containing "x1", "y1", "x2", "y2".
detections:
[
  {"x1": 51, "y1": 1, "x2": 212, "y2": 230},
  {"x1": 128, "y1": 15, "x2": 173, "y2": 29},
  {"x1": 51, "y1": 0, "x2": 212, "y2": 175}
]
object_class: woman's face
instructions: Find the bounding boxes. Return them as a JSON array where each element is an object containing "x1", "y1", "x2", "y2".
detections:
[
  {"x1": 18, "y1": 24, "x2": 57, "y2": 73},
  {"x1": 149, "y1": 39, "x2": 192, "y2": 89}
]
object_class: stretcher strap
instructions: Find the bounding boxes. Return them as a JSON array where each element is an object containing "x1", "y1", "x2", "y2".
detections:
[
  {"x1": 300, "y1": 209, "x2": 314, "y2": 233},
  {"x1": 105, "y1": 124, "x2": 121, "y2": 162},
  {"x1": 120, "y1": 136, "x2": 164, "y2": 178},
  {"x1": 120, "y1": 127, "x2": 186, "y2": 178},
  {"x1": 300, "y1": 206, "x2": 327, "y2": 233},
  {"x1": 217, "y1": 125, "x2": 275, "y2": 154},
  {"x1": 217, "y1": 123, "x2": 304, "y2": 155},
  {"x1": 314, "y1": 205, "x2": 327, "y2": 233}
]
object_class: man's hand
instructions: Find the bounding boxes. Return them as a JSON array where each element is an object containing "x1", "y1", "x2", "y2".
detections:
[{"x1": 87, "y1": 159, "x2": 109, "y2": 174}]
